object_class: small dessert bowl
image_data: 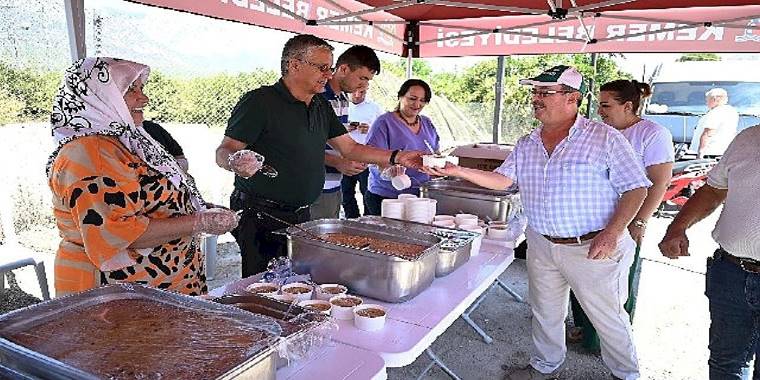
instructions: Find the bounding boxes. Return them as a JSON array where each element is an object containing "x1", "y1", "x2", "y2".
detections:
[
  {"x1": 298, "y1": 300, "x2": 332, "y2": 315},
  {"x1": 281, "y1": 282, "x2": 314, "y2": 301},
  {"x1": 329, "y1": 295, "x2": 364, "y2": 320},
  {"x1": 245, "y1": 282, "x2": 280, "y2": 297},
  {"x1": 317, "y1": 283, "x2": 348, "y2": 301},
  {"x1": 487, "y1": 225, "x2": 510, "y2": 240},
  {"x1": 353, "y1": 304, "x2": 387, "y2": 331}
]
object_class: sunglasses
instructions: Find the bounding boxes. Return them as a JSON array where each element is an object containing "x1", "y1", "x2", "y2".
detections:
[
  {"x1": 296, "y1": 58, "x2": 334, "y2": 74},
  {"x1": 530, "y1": 89, "x2": 575, "y2": 98}
]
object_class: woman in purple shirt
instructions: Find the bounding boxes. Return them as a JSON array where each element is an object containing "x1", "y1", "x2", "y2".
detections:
[{"x1": 364, "y1": 79, "x2": 440, "y2": 215}]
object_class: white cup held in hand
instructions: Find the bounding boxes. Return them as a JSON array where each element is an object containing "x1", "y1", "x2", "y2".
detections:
[{"x1": 391, "y1": 174, "x2": 412, "y2": 190}]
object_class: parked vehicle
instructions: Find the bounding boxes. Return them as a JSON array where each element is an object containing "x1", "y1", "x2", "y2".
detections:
[
  {"x1": 643, "y1": 61, "x2": 760, "y2": 148},
  {"x1": 656, "y1": 158, "x2": 717, "y2": 216}
]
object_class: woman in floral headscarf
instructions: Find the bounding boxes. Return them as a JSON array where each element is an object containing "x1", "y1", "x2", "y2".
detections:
[{"x1": 47, "y1": 57, "x2": 240, "y2": 296}]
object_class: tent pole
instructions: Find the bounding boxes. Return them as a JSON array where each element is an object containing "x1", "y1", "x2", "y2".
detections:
[
  {"x1": 406, "y1": 53, "x2": 413, "y2": 79},
  {"x1": 585, "y1": 52, "x2": 598, "y2": 118},
  {"x1": 64, "y1": 0, "x2": 86, "y2": 62},
  {"x1": 492, "y1": 56, "x2": 505, "y2": 143}
]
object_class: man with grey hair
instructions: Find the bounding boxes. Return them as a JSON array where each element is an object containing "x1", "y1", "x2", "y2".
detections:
[
  {"x1": 215, "y1": 34, "x2": 423, "y2": 277},
  {"x1": 689, "y1": 87, "x2": 739, "y2": 158}
]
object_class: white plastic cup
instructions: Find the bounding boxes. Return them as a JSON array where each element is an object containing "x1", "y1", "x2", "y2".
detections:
[
  {"x1": 280, "y1": 282, "x2": 314, "y2": 302},
  {"x1": 433, "y1": 215, "x2": 455, "y2": 222},
  {"x1": 381, "y1": 199, "x2": 405, "y2": 219},
  {"x1": 455, "y1": 213, "x2": 478, "y2": 226},
  {"x1": 397, "y1": 194, "x2": 418, "y2": 200},
  {"x1": 245, "y1": 282, "x2": 280, "y2": 297},
  {"x1": 391, "y1": 174, "x2": 412, "y2": 190},
  {"x1": 426, "y1": 199, "x2": 437, "y2": 221},
  {"x1": 298, "y1": 300, "x2": 332, "y2": 315},
  {"x1": 329, "y1": 295, "x2": 364, "y2": 320},
  {"x1": 317, "y1": 284, "x2": 348, "y2": 301},
  {"x1": 487, "y1": 225, "x2": 510, "y2": 240},
  {"x1": 353, "y1": 304, "x2": 387, "y2": 331}
]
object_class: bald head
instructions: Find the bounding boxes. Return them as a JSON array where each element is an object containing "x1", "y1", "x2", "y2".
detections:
[{"x1": 706, "y1": 88, "x2": 728, "y2": 109}]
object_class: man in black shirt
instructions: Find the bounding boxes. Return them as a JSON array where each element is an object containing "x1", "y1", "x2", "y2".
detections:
[{"x1": 215, "y1": 34, "x2": 423, "y2": 277}]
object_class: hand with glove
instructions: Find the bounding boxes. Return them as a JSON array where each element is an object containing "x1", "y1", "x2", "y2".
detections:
[
  {"x1": 228, "y1": 150, "x2": 264, "y2": 178},
  {"x1": 193, "y1": 207, "x2": 240, "y2": 235}
]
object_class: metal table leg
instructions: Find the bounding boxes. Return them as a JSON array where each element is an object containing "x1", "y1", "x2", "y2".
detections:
[
  {"x1": 461, "y1": 283, "x2": 497, "y2": 344},
  {"x1": 496, "y1": 278, "x2": 524, "y2": 303},
  {"x1": 460, "y1": 277, "x2": 526, "y2": 344},
  {"x1": 415, "y1": 348, "x2": 462, "y2": 380}
]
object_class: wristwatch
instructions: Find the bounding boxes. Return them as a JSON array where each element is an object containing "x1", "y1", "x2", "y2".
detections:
[
  {"x1": 631, "y1": 219, "x2": 647, "y2": 228},
  {"x1": 389, "y1": 149, "x2": 400, "y2": 165}
]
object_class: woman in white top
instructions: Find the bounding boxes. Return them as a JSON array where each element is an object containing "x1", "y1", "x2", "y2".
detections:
[{"x1": 569, "y1": 79, "x2": 675, "y2": 350}]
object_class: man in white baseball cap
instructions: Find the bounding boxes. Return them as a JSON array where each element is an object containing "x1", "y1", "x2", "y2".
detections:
[
  {"x1": 518, "y1": 64, "x2": 587, "y2": 93},
  {"x1": 425, "y1": 64, "x2": 649, "y2": 379}
]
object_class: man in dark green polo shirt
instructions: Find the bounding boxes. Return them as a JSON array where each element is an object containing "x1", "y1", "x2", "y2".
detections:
[{"x1": 215, "y1": 34, "x2": 423, "y2": 277}]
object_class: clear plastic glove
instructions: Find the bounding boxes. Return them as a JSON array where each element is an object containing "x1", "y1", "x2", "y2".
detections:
[
  {"x1": 380, "y1": 165, "x2": 406, "y2": 181},
  {"x1": 193, "y1": 208, "x2": 240, "y2": 235},
  {"x1": 228, "y1": 150, "x2": 264, "y2": 178}
]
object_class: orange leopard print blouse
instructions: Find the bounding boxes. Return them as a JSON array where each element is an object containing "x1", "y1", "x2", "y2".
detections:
[{"x1": 49, "y1": 135, "x2": 206, "y2": 296}]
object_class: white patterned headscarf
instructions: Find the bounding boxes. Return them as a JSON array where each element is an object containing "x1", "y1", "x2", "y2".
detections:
[{"x1": 47, "y1": 57, "x2": 205, "y2": 210}]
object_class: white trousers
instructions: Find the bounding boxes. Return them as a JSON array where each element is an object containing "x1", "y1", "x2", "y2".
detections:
[{"x1": 525, "y1": 228, "x2": 640, "y2": 380}]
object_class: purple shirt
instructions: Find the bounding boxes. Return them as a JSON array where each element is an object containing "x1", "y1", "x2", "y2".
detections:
[{"x1": 366, "y1": 112, "x2": 440, "y2": 197}]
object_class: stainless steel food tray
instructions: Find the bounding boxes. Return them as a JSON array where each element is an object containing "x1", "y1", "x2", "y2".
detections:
[
  {"x1": 0, "y1": 284, "x2": 282, "y2": 380},
  {"x1": 283, "y1": 219, "x2": 442, "y2": 303},
  {"x1": 420, "y1": 177, "x2": 521, "y2": 222},
  {"x1": 355, "y1": 216, "x2": 478, "y2": 277}
]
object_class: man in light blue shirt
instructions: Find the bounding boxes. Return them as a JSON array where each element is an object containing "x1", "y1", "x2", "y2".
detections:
[{"x1": 427, "y1": 65, "x2": 651, "y2": 380}]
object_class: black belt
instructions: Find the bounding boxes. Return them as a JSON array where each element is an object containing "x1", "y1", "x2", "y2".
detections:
[
  {"x1": 542, "y1": 230, "x2": 602, "y2": 245},
  {"x1": 717, "y1": 248, "x2": 760, "y2": 274},
  {"x1": 236, "y1": 190, "x2": 309, "y2": 213}
]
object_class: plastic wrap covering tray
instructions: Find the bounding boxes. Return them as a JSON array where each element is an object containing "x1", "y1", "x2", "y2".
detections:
[
  {"x1": 355, "y1": 216, "x2": 478, "y2": 277},
  {"x1": 0, "y1": 284, "x2": 282, "y2": 380}
]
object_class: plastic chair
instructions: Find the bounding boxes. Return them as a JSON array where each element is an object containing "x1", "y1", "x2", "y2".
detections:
[{"x1": 0, "y1": 248, "x2": 51, "y2": 300}]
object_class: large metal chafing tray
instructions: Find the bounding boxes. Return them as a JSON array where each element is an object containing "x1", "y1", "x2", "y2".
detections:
[
  {"x1": 283, "y1": 219, "x2": 442, "y2": 303},
  {"x1": 356, "y1": 216, "x2": 478, "y2": 277},
  {"x1": 0, "y1": 284, "x2": 282, "y2": 380},
  {"x1": 421, "y1": 177, "x2": 520, "y2": 222}
]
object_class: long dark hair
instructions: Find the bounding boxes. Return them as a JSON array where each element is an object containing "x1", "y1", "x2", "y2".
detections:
[
  {"x1": 600, "y1": 79, "x2": 652, "y2": 115},
  {"x1": 395, "y1": 79, "x2": 432, "y2": 111}
]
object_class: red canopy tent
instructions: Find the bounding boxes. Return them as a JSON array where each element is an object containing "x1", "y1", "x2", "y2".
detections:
[{"x1": 117, "y1": 0, "x2": 760, "y2": 57}]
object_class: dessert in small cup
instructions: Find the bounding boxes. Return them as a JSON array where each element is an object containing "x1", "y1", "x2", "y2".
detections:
[
  {"x1": 245, "y1": 282, "x2": 280, "y2": 297},
  {"x1": 298, "y1": 300, "x2": 332, "y2": 315},
  {"x1": 280, "y1": 282, "x2": 314, "y2": 301},
  {"x1": 317, "y1": 283, "x2": 348, "y2": 301},
  {"x1": 329, "y1": 295, "x2": 364, "y2": 320},
  {"x1": 353, "y1": 304, "x2": 387, "y2": 331}
]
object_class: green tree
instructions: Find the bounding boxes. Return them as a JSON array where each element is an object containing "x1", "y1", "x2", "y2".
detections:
[{"x1": 677, "y1": 53, "x2": 721, "y2": 62}]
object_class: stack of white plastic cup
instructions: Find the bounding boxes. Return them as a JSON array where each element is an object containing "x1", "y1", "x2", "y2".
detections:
[
  {"x1": 426, "y1": 199, "x2": 438, "y2": 222},
  {"x1": 380, "y1": 199, "x2": 405, "y2": 219},
  {"x1": 405, "y1": 198, "x2": 432, "y2": 223}
]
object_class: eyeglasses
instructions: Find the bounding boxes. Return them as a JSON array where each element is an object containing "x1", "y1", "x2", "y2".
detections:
[
  {"x1": 296, "y1": 58, "x2": 334, "y2": 74},
  {"x1": 530, "y1": 89, "x2": 575, "y2": 98}
]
